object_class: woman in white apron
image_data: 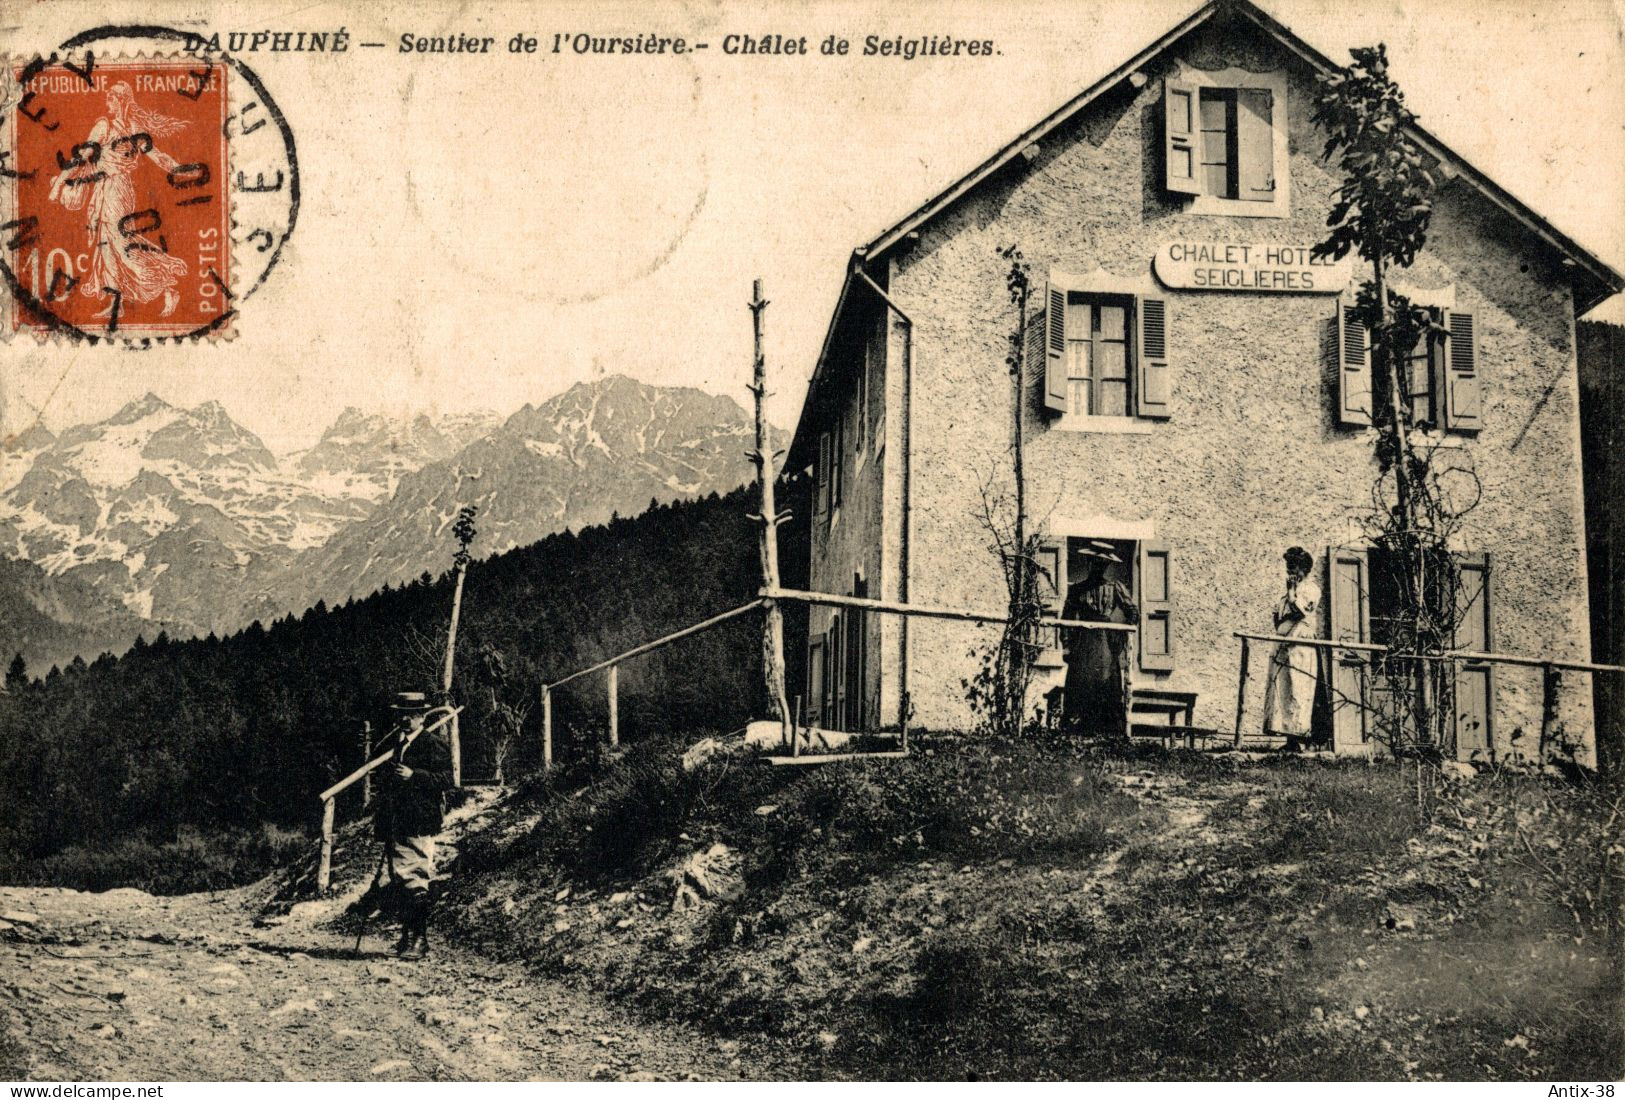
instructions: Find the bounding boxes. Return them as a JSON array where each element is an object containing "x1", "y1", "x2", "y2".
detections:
[{"x1": 1264, "y1": 546, "x2": 1321, "y2": 743}]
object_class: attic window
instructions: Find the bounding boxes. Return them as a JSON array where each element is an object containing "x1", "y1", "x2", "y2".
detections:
[{"x1": 1164, "y1": 66, "x2": 1289, "y2": 218}]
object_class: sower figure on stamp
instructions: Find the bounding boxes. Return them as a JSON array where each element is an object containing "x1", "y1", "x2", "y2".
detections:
[
  {"x1": 374, "y1": 691, "x2": 453, "y2": 960},
  {"x1": 48, "y1": 83, "x2": 190, "y2": 318}
]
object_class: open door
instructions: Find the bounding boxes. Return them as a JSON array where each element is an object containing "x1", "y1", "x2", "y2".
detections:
[
  {"x1": 1453, "y1": 553, "x2": 1493, "y2": 759},
  {"x1": 846, "y1": 575, "x2": 869, "y2": 731},
  {"x1": 1327, "y1": 546, "x2": 1372, "y2": 754}
]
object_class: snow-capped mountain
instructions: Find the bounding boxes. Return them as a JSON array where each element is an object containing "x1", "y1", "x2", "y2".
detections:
[
  {"x1": 270, "y1": 375, "x2": 775, "y2": 611},
  {"x1": 1, "y1": 377, "x2": 776, "y2": 666},
  {"x1": 0, "y1": 396, "x2": 496, "y2": 641},
  {"x1": 289, "y1": 406, "x2": 499, "y2": 503}
]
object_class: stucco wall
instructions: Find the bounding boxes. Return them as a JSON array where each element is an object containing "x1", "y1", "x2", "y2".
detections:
[{"x1": 875, "y1": 21, "x2": 1595, "y2": 758}]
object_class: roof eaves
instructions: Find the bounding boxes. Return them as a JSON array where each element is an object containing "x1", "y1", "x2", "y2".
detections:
[
  {"x1": 1226, "y1": 1, "x2": 1623, "y2": 314},
  {"x1": 786, "y1": 255, "x2": 861, "y2": 469}
]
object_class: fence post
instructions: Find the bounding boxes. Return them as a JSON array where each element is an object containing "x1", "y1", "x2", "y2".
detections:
[
  {"x1": 317, "y1": 797, "x2": 336, "y2": 894},
  {"x1": 607, "y1": 664, "x2": 619, "y2": 749},
  {"x1": 1233, "y1": 636, "x2": 1251, "y2": 747},
  {"x1": 1538, "y1": 663, "x2": 1559, "y2": 761},
  {"x1": 542, "y1": 685, "x2": 553, "y2": 773}
]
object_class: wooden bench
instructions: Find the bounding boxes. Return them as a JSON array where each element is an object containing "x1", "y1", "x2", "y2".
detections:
[
  {"x1": 1130, "y1": 688, "x2": 1200, "y2": 748},
  {"x1": 1131, "y1": 688, "x2": 1197, "y2": 726}
]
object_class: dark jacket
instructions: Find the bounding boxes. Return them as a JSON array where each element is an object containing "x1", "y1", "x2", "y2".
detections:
[{"x1": 374, "y1": 714, "x2": 454, "y2": 840}]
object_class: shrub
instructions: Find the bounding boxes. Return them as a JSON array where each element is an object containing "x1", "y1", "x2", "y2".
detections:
[
  {"x1": 507, "y1": 734, "x2": 779, "y2": 883},
  {"x1": 13, "y1": 822, "x2": 309, "y2": 894},
  {"x1": 755, "y1": 739, "x2": 1142, "y2": 880}
]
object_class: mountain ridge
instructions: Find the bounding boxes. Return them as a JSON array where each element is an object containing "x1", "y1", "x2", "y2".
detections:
[{"x1": 1, "y1": 376, "x2": 780, "y2": 668}]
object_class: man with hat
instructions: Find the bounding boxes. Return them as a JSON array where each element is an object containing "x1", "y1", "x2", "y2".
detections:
[
  {"x1": 1061, "y1": 540, "x2": 1138, "y2": 739},
  {"x1": 375, "y1": 690, "x2": 454, "y2": 960}
]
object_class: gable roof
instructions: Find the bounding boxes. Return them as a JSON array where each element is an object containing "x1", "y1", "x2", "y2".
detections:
[
  {"x1": 858, "y1": 0, "x2": 1622, "y2": 312},
  {"x1": 788, "y1": 0, "x2": 1623, "y2": 468}
]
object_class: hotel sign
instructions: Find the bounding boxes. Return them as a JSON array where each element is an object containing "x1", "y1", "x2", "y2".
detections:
[{"x1": 1153, "y1": 242, "x2": 1353, "y2": 293}]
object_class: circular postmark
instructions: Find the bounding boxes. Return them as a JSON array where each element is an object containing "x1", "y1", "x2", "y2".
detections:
[{"x1": 1, "y1": 25, "x2": 298, "y2": 342}]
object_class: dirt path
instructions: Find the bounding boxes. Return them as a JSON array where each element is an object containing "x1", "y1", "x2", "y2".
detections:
[{"x1": 0, "y1": 883, "x2": 752, "y2": 1081}]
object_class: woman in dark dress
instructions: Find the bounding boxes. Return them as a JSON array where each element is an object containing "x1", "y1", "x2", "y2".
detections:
[{"x1": 1062, "y1": 541, "x2": 1138, "y2": 738}]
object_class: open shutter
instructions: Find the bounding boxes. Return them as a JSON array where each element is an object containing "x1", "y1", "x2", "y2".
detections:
[
  {"x1": 1327, "y1": 545, "x2": 1371, "y2": 753},
  {"x1": 1163, "y1": 78, "x2": 1200, "y2": 195},
  {"x1": 1032, "y1": 539, "x2": 1067, "y2": 664},
  {"x1": 1452, "y1": 552, "x2": 1493, "y2": 759},
  {"x1": 1138, "y1": 539, "x2": 1174, "y2": 671},
  {"x1": 1335, "y1": 302, "x2": 1372, "y2": 426},
  {"x1": 1027, "y1": 282, "x2": 1062, "y2": 414},
  {"x1": 1442, "y1": 311, "x2": 1482, "y2": 432},
  {"x1": 1036, "y1": 539, "x2": 1067, "y2": 614},
  {"x1": 830, "y1": 417, "x2": 844, "y2": 509},
  {"x1": 1135, "y1": 296, "x2": 1172, "y2": 418},
  {"x1": 1236, "y1": 88, "x2": 1275, "y2": 202}
]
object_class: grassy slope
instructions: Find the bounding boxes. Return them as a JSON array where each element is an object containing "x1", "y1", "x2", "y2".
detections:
[{"x1": 438, "y1": 738, "x2": 1621, "y2": 1081}]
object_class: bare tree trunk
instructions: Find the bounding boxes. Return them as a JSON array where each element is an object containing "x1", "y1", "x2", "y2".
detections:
[
  {"x1": 442, "y1": 558, "x2": 466, "y2": 699},
  {"x1": 1013, "y1": 297, "x2": 1028, "y2": 694}
]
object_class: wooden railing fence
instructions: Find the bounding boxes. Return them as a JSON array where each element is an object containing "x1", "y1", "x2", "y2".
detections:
[{"x1": 1230, "y1": 631, "x2": 1623, "y2": 750}]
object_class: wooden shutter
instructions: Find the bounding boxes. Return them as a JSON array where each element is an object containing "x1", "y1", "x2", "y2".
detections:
[
  {"x1": 816, "y1": 432, "x2": 831, "y2": 519},
  {"x1": 1236, "y1": 88, "x2": 1275, "y2": 201},
  {"x1": 1335, "y1": 302, "x2": 1372, "y2": 426},
  {"x1": 1135, "y1": 296, "x2": 1171, "y2": 418},
  {"x1": 1452, "y1": 552, "x2": 1494, "y2": 758},
  {"x1": 1138, "y1": 539, "x2": 1174, "y2": 671},
  {"x1": 1037, "y1": 540, "x2": 1067, "y2": 613},
  {"x1": 1327, "y1": 545, "x2": 1371, "y2": 752},
  {"x1": 1164, "y1": 78, "x2": 1200, "y2": 195},
  {"x1": 1442, "y1": 311, "x2": 1482, "y2": 432},
  {"x1": 830, "y1": 417, "x2": 844, "y2": 508},
  {"x1": 1026, "y1": 286, "x2": 1060, "y2": 414}
]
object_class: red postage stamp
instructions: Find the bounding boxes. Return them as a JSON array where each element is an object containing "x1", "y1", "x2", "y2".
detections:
[{"x1": 6, "y1": 56, "x2": 231, "y2": 338}]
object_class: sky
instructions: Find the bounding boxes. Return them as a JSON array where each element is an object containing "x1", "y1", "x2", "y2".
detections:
[{"x1": 2, "y1": 0, "x2": 1622, "y2": 455}]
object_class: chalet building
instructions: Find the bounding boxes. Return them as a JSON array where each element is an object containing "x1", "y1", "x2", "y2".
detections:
[{"x1": 783, "y1": 0, "x2": 1622, "y2": 761}]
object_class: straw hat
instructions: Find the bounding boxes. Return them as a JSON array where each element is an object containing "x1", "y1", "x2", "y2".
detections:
[
  {"x1": 1073, "y1": 539, "x2": 1123, "y2": 564},
  {"x1": 390, "y1": 691, "x2": 431, "y2": 711}
]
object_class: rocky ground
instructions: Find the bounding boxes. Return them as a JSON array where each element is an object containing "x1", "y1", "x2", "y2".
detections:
[
  {"x1": 0, "y1": 882, "x2": 755, "y2": 1082},
  {"x1": 0, "y1": 789, "x2": 757, "y2": 1082}
]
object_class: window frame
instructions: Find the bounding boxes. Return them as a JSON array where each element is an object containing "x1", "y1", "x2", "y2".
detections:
[
  {"x1": 1063, "y1": 292, "x2": 1136, "y2": 420},
  {"x1": 1369, "y1": 305, "x2": 1461, "y2": 436}
]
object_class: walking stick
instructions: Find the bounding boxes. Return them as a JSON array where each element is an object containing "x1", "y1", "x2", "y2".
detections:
[{"x1": 353, "y1": 847, "x2": 390, "y2": 956}]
